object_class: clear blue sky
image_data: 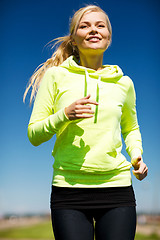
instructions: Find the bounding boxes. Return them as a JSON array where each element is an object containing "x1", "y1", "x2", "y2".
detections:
[{"x1": 0, "y1": 0, "x2": 160, "y2": 216}]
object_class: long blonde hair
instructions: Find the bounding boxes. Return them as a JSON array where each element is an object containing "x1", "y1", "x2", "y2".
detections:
[{"x1": 23, "y1": 5, "x2": 112, "y2": 104}]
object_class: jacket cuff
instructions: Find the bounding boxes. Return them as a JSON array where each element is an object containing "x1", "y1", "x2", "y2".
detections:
[
  {"x1": 130, "y1": 148, "x2": 142, "y2": 160},
  {"x1": 50, "y1": 108, "x2": 70, "y2": 131}
]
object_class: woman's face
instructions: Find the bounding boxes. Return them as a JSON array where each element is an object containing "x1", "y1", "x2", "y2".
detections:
[{"x1": 73, "y1": 11, "x2": 110, "y2": 56}]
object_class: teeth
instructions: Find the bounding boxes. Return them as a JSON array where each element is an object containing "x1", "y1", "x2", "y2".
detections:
[{"x1": 89, "y1": 38, "x2": 99, "y2": 40}]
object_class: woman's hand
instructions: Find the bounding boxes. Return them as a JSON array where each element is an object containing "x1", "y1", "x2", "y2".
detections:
[
  {"x1": 65, "y1": 94, "x2": 98, "y2": 120},
  {"x1": 131, "y1": 156, "x2": 148, "y2": 181}
]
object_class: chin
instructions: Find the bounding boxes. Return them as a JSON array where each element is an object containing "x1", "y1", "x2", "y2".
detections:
[{"x1": 86, "y1": 47, "x2": 105, "y2": 53}]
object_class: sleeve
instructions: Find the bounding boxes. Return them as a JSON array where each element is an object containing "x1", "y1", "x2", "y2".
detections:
[
  {"x1": 28, "y1": 68, "x2": 70, "y2": 146},
  {"x1": 121, "y1": 77, "x2": 143, "y2": 159}
]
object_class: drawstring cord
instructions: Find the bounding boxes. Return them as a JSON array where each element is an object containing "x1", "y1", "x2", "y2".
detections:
[
  {"x1": 84, "y1": 70, "x2": 89, "y2": 97},
  {"x1": 94, "y1": 76, "x2": 100, "y2": 123},
  {"x1": 84, "y1": 70, "x2": 100, "y2": 123}
]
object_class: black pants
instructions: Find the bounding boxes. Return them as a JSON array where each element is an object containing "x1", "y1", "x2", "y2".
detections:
[{"x1": 51, "y1": 206, "x2": 136, "y2": 240}]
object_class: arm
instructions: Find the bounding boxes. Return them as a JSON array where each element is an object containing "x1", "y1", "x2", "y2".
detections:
[
  {"x1": 28, "y1": 69, "x2": 98, "y2": 147},
  {"x1": 28, "y1": 68, "x2": 69, "y2": 146},
  {"x1": 121, "y1": 78, "x2": 143, "y2": 157},
  {"x1": 121, "y1": 78, "x2": 148, "y2": 180}
]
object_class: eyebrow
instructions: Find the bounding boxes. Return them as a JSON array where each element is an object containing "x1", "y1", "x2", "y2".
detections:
[{"x1": 79, "y1": 20, "x2": 106, "y2": 25}]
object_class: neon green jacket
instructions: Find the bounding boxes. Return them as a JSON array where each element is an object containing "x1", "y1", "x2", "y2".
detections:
[{"x1": 28, "y1": 56, "x2": 143, "y2": 187}]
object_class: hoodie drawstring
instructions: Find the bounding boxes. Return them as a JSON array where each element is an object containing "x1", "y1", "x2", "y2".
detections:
[
  {"x1": 94, "y1": 76, "x2": 101, "y2": 123},
  {"x1": 84, "y1": 70, "x2": 89, "y2": 97},
  {"x1": 85, "y1": 70, "x2": 100, "y2": 123}
]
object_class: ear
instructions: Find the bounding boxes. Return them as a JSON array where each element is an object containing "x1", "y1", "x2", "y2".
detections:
[
  {"x1": 71, "y1": 36, "x2": 77, "y2": 46},
  {"x1": 72, "y1": 41, "x2": 77, "y2": 46},
  {"x1": 107, "y1": 35, "x2": 112, "y2": 46}
]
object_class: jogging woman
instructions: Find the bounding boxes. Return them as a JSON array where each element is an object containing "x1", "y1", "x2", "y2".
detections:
[{"x1": 24, "y1": 5, "x2": 148, "y2": 240}]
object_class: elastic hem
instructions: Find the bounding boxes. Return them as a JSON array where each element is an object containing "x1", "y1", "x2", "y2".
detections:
[
  {"x1": 50, "y1": 185, "x2": 136, "y2": 210},
  {"x1": 52, "y1": 168, "x2": 132, "y2": 188}
]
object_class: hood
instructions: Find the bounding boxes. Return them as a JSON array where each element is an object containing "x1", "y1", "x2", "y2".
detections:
[
  {"x1": 60, "y1": 55, "x2": 123, "y2": 82},
  {"x1": 60, "y1": 56, "x2": 123, "y2": 123}
]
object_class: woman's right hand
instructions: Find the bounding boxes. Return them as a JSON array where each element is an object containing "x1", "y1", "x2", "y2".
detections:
[
  {"x1": 64, "y1": 94, "x2": 98, "y2": 120},
  {"x1": 131, "y1": 156, "x2": 148, "y2": 181}
]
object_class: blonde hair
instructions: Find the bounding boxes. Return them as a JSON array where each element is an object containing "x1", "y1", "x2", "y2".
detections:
[{"x1": 23, "y1": 5, "x2": 112, "y2": 104}]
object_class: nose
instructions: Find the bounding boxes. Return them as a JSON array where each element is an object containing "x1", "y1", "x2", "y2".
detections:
[{"x1": 89, "y1": 25, "x2": 98, "y2": 34}]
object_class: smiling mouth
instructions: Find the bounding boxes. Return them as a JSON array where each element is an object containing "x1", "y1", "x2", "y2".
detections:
[{"x1": 87, "y1": 37, "x2": 101, "y2": 42}]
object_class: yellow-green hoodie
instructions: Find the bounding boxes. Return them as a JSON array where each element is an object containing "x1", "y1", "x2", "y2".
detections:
[{"x1": 28, "y1": 56, "x2": 143, "y2": 188}]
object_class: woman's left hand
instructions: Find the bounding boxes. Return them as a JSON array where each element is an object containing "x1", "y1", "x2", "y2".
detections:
[{"x1": 131, "y1": 156, "x2": 148, "y2": 181}]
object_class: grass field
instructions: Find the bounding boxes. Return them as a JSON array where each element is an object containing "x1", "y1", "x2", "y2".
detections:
[{"x1": 0, "y1": 220, "x2": 159, "y2": 240}]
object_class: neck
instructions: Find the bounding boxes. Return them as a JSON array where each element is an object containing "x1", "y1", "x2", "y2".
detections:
[{"x1": 79, "y1": 53, "x2": 104, "y2": 71}]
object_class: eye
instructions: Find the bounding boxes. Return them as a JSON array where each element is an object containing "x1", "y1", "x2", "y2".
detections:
[
  {"x1": 79, "y1": 25, "x2": 87, "y2": 29},
  {"x1": 98, "y1": 24, "x2": 105, "y2": 28}
]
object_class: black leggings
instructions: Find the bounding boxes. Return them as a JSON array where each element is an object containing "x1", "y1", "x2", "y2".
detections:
[{"x1": 51, "y1": 206, "x2": 136, "y2": 240}]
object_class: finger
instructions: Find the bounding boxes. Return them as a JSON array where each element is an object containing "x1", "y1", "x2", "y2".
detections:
[
  {"x1": 76, "y1": 104, "x2": 92, "y2": 110},
  {"x1": 132, "y1": 167, "x2": 148, "y2": 181},
  {"x1": 78, "y1": 98, "x2": 99, "y2": 105},
  {"x1": 136, "y1": 156, "x2": 142, "y2": 162},
  {"x1": 132, "y1": 171, "x2": 142, "y2": 181},
  {"x1": 75, "y1": 109, "x2": 95, "y2": 114},
  {"x1": 77, "y1": 94, "x2": 91, "y2": 102},
  {"x1": 143, "y1": 167, "x2": 148, "y2": 176},
  {"x1": 141, "y1": 165, "x2": 148, "y2": 174},
  {"x1": 139, "y1": 171, "x2": 148, "y2": 181},
  {"x1": 133, "y1": 167, "x2": 144, "y2": 175},
  {"x1": 139, "y1": 163, "x2": 148, "y2": 174},
  {"x1": 84, "y1": 94, "x2": 91, "y2": 99},
  {"x1": 132, "y1": 171, "x2": 140, "y2": 180},
  {"x1": 76, "y1": 94, "x2": 98, "y2": 105},
  {"x1": 75, "y1": 114, "x2": 94, "y2": 118}
]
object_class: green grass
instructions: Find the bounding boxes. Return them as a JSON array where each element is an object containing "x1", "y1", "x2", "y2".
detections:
[
  {"x1": 135, "y1": 233, "x2": 160, "y2": 240},
  {"x1": 0, "y1": 220, "x2": 54, "y2": 239},
  {"x1": 0, "y1": 221, "x2": 159, "y2": 240}
]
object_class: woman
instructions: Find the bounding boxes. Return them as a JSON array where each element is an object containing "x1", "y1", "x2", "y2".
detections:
[{"x1": 24, "y1": 5, "x2": 148, "y2": 240}]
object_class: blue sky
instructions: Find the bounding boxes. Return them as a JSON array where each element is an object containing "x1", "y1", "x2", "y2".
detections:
[{"x1": 0, "y1": 0, "x2": 160, "y2": 216}]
